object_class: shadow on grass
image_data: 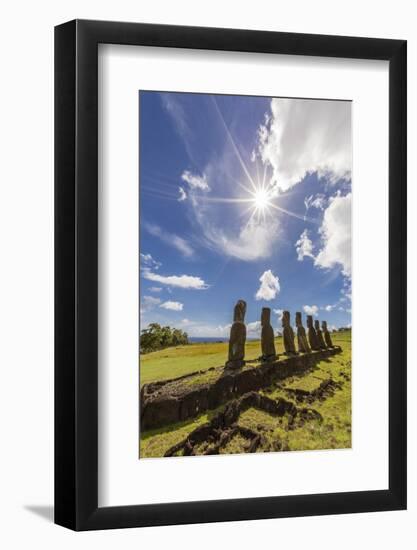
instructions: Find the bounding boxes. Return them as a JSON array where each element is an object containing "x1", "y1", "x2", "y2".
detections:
[{"x1": 141, "y1": 406, "x2": 223, "y2": 441}]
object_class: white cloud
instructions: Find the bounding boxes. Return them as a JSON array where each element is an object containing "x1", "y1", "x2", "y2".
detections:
[
  {"x1": 323, "y1": 305, "x2": 334, "y2": 312},
  {"x1": 160, "y1": 94, "x2": 216, "y2": 166},
  {"x1": 160, "y1": 93, "x2": 189, "y2": 135},
  {"x1": 206, "y1": 219, "x2": 280, "y2": 262},
  {"x1": 142, "y1": 269, "x2": 208, "y2": 290},
  {"x1": 190, "y1": 319, "x2": 260, "y2": 338},
  {"x1": 184, "y1": 322, "x2": 232, "y2": 338},
  {"x1": 149, "y1": 286, "x2": 162, "y2": 293},
  {"x1": 174, "y1": 107, "x2": 282, "y2": 262},
  {"x1": 181, "y1": 170, "x2": 210, "y2": 191},
  {"x1": 247, "y1": 321, "x2": 261, "y2": 336},
  {"x1": 143, "y1": 296, "x2": 161, "y2": 306},
  {"x1": 295, "y1": 229, "x2": 314, "y2": 261},
  {"x1": 255, "y1": 270, "x2": 280, "y2": 301},
  {"x1": 144, "y1": 222, "x2": 194, "y2": 258},
  {"x1": 171, "y1": 235, "x2": 194, "y2": 258},
  {"x1": 303, "y1": 304, "x2": 319, "y2": 316},
  {"x1": 304, "y1": 194, "x2": 327, "y2": 212},
  {"x1": 160, "y1": 301, "x2": 184, "y2": 311},
  {"x1": 176, "y1": 317, "x2": 260, "y2": 338},
  {"x1": 160, "y1": 94, "x2": 195, "y2": 161},
  {"x1": 315, "y1": 193, "x2": 351, "y2": 277},
  {"x1": 257, "y1": 98, "x2": 351, "y2": 192},
  {"x1": 341, "y1": 279, "x2": 352, "y2": 301},
  {"x1": 177, "y1": 186, "x2": 187, "y2": 201},
  {"x1": 140, "y1": 295, "x2": 161, "y2": 314},
  {"x1": 140, "y1": 253, "x2": 161, "y2": 270},
  {"x1": 273, "y1": 308, "x2": 284, "y2": 322}
]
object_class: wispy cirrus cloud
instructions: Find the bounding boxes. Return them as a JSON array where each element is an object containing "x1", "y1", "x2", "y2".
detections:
[
  {"x1": 159, "y1": 93, "x2": 205, "y2": 166},
  {"x1": 160, "y1": 93, "x2": 193, "y2": 155},
  {"x1": 201, "y1": 218, "x2": 280, "y2": 262},
  {"x1": 187, "y1": 170, "x2": 280, "y2": 262},
  {"x1": 144, "y1": 222, "x2": 194, "y2": 258},
  {"x1": 160, "y1": 94, "x2": 283, "y2": 262}
]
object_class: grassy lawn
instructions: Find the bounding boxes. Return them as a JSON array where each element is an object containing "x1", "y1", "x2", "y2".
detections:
[
  {"x1": 139, "y1": 330, "x2": 351, "y2": 458},
  {"x1": 249, "y1": 339, "x2": 352, "y2": 452},
  {"x1": 140, "y1": 336, "x2": 289, "y2": 386},
  {"x1": 140, "y1": 330, "x2": 350, "y2": 386}
]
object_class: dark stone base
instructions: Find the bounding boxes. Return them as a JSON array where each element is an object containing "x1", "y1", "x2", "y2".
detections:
[
  {"x1": 140, "y1": 346, "x2": 342, "y2": 431},
  {"x1": 261, "y1": 354, "x2": 278, "y2": 362},
  {"x1": 225, "y1": 359, "x2": 245, "y2": 370}
]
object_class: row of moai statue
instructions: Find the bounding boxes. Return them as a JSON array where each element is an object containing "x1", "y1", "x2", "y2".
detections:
[{"x1": 226, "y1": 299, "x2": 335, "y2": 369}]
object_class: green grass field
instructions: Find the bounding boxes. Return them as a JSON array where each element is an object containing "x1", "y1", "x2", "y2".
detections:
[
  {"x1": 140, "y1": 336, "x2": 291, "y2": 386},
  {"x1": 140, "y1": 330, "x2": 351, "y2": 458}
]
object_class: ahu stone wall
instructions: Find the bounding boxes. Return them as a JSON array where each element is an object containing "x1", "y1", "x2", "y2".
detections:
[{"x1": 141, "y1": 346, "x2": 342, "y2": 431}]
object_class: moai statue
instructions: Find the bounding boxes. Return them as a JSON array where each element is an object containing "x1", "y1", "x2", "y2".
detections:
[
  {"x1": 306, "y1": 315, "x2": 320, "y2": 351},
  {"x1": 296, "y1": 312, "x2": 311, "y2": 353},
  {"x1": 261, "y1": 307, "x2": 276, "y2": 362},
  {"x1": 322, "y1": 320, "x2": 334, "y2": 348},
  {"x1": 226, "y1": 300, "x2": 247, "y2": 369},
  {"x1": 315, "y1": 319, "x2": 327, "y2": 349},
  {"x1": 282, "y1": 310, "x2": 296, "y2": 355}
]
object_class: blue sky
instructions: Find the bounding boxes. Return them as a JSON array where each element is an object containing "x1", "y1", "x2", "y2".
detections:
[{"x1": 139, "y1": 91, "x2": 352, "y2": 337}]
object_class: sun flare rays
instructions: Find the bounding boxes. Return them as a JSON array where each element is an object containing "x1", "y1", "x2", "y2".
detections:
[{"x1": 144, "y1": 98, "x2": 317, "y2": 227}]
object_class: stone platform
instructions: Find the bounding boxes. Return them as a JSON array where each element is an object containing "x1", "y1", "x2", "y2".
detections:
[{"x1": 140, "y1": 346, "x2": 342, "y2": 431}]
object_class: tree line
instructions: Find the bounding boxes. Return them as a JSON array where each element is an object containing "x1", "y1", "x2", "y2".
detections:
[{"x1": 140, "y1": 323, "x2": 189, "y2": 353}]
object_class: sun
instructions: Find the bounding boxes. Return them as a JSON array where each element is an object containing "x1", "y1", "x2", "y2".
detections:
[
  {"x1": 243, "y1": 185, "x2": 276, "y2": 222},
  {"x1": 253, "y1": 188, "x2": 269, "y2": 210}
]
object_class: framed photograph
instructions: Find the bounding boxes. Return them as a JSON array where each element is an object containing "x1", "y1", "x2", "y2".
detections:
[{"x1": 55, "y1": 20, "x2": 406, "y2": 530}]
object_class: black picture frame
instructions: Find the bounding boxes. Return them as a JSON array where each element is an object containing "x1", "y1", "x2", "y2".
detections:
[{"x1": 55, "y1": 19, "x2": 407, "y2": 531}]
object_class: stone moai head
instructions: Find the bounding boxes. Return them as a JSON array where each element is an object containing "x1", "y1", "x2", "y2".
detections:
[
  {"x1": 295, "y1": 312, "x2": 302, "y2": 327},
  {"x1": 322, "y1": 320, "x2": 328, "y2": 331},
  {"x1": 282, "y1": 310, "x2": 290, "y2": 328},
  {"x1": 314, "y1": 319, "x2": 320, "y2": 331},
  {"x1": 261, "y1": 307, "x2": 271, "y2": 326},
  {"x1": 233, "y1": 300, "x2": 247, "y2": 323},
  {"x1": 306, "y1": 315, "x2": 313, "y2": 329}
]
